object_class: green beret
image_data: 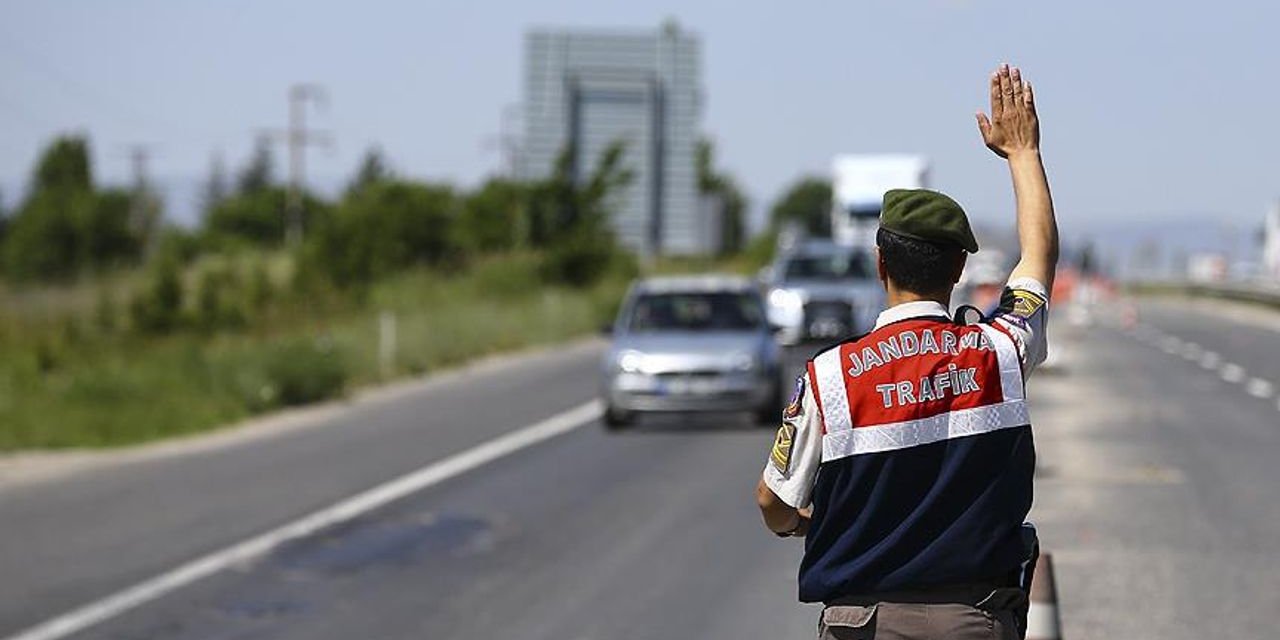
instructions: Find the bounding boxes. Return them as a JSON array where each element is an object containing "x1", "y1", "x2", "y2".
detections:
[{"x1": 880, "y1": 189, "x2": 979, "y2": 253}]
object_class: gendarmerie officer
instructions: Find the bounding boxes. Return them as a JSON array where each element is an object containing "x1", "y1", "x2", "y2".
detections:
[{"x1": 755, "y1": 63, "x2": 1058, "y2": 639}]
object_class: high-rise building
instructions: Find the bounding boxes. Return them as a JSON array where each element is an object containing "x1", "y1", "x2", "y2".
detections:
[{"x1": 520, "y1": 22, "x2": 705, "y2": 256}]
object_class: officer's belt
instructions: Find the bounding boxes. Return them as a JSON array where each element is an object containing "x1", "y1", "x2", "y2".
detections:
[{"x1": 825, "y1": 579, "x2": 1013, "y2": 608}]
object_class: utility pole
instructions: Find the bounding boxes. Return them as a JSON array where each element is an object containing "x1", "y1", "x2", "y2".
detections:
[
  {"x1": 263, "y1": 84, "x2": 330, "y2": 246},
  {"x1": 120, "y1": 144, "x2": 160, "y2": 255},
  {"x1": 498, "y1": 103, "x2": 522, "y2": 179},
  {"x1": 481, "y1": 103, "x2": 523, "y2": 179}
]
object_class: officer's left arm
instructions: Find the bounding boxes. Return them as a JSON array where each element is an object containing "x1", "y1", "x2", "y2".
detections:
[
  {"x1": 755, "y1": 376, "x2": 823, "y2": 536},
  {"x1": 755, "y1": 485, "x2": 811, "y2": 536}
]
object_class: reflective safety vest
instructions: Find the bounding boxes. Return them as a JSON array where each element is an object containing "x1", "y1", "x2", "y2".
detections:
[{"x1": 798, "y1": 316, "x2": 1035, "y2": 602}]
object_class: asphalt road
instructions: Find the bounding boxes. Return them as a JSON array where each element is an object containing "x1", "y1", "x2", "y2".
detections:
[{"x1": 2, "y1": 297, "x2": 1278, "y2": 639}]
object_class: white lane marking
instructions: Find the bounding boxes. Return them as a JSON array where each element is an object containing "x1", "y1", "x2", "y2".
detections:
[
  {"x1": 1246, "y1": 378, "x2": 1275, "y2": 399},
  {"x1": 1199, "y1": 351, "x2": 1221, "y2": 370},
  {"x1": 1159, "y1": 336, "x2": 1183, "y2": 354},
  {"x1": 1180, "y1": 342, "x2": 1202, "y2": 361},
  {"x1": 1133, "y1": 327, "x2": 1277, "y2": 404},
  {"x1": 3, "y1": 400, "x2": 604, "y2": 640},
  {"x1": 1220, "y1": 363, "x2": 1247, "y2": 384}
]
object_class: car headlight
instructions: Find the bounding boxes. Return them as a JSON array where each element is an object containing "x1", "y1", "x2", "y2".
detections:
[
  {"x1": 617, "y1": 350, "x2": 645, "y2": 373},
  {"x1": 768, "y1": 288, "x2": 804, "y2": 311},
  {"x1": 729, "y1": 351, "x2": 757, "y2": 372}
]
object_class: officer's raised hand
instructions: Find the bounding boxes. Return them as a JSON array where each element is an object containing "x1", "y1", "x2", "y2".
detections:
[{"x1": 976, "y1": 64, "x2": 1039, "y2": 159}]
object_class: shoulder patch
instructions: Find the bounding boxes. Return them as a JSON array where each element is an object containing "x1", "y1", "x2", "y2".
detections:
[
  {"x1": 1001, "y1": 288, "x2": 1046, "y2": 319},
  {"x1": 770, "y1": 422, "x2": 796, "y2": 474},
  {"x1": 783, "y1": 375, "x2": 805, "y2": 418}
]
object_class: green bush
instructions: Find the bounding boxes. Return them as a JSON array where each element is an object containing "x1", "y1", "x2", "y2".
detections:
[
  {"x1": 1, "y1": 137, "x2": 146, "y2": 280},
  {"x1": 247, "y1": 262, "x2": 273, "y2": 312},
  {"x1": 457, "y1": 179, "x2": 526, "y2": 252},
  {"x1": 204, "y1": 189, "x2": 331, "y2": 248},
  {"x1": 2, "y1": 190, "x2": 89, "y2": 279},
  {"x1": 742, "y1": 229, "x2": 779, "y2": 271},
  {"x1": 155, "y1": 227, "x2": 202, "y2": 265},
  {"x1": 471, "y1": 252, "x2": 542, "y2": 297},
  {"x1": 130, "y1": 256, "x2": 184, "y2": 333},
  {"x1": 261, "y1": 339, "x2": 348, "y2": 406},
  {"x1": 94, "y1": 288, "x2": 119, "y2": 332},
  {"x1": 540, "y1": 229, "x2": 620, "y2": 288},
  {"x1": 305, "y1": 180, "x2": 459, "y2": 286},
  {"x1": 194, "y1": 266, "x2": 247, "y2": 332}
]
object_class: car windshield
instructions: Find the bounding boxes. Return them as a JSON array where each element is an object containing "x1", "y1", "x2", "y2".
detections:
[
  {"x1": 628, "y1": 292, "x2": 764, "y2": 332},
  {"x1": 783, "y1": 252, "x2": 872, "y2": 280}
]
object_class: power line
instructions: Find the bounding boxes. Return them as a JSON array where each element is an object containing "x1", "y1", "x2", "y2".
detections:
[{"x1": 0, "y1": 29, "x2": 182, "y2": 136}]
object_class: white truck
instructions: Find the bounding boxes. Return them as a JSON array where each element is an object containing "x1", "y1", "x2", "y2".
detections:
[{"x1": 831, "y1": 155, "x2": 930, "y2": 248}]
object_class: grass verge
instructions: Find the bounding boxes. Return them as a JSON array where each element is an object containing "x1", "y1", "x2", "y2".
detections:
[{"x1": 0, "y1": 253, "x2": 629, "y2": 450}]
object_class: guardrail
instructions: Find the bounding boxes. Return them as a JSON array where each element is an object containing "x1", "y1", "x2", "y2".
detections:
[{"x1": 1129, "y1": 280, "x2": 1280, "y2": 309}]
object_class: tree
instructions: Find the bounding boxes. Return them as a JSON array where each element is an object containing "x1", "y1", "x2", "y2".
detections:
[
  {"x1": 1, "y1": 135, "x2": 146, "y2": 279},
  {"x1": 2, "y1": 190, "x2": 89, "y2": 279},
  {"x1": 130, "y1": 252, "x2": 184, "y2": 333},
  {"x1": 526, "y1": 140, "x2": 632, "y2": 241},
  {"x1": 306, "y1": 181, "x2": 459, "y2": 285},
  {"x1": 458, "y1": 178, "x2": 526, "y2": 252},
  {"x1": 696, "y1": 138, "x2": 749, "y2": 255},
  {"x1": 346, "y1": 147, "x2": 392, "y2": 196},
  {"x1": 201, "y1": 152, "x2": 230, "y2": 219},
  {"x1": 204, "y1": 188, "x2": 329, "y2": 247},
  {"x1": 770, "y1": 177, "x2": 832, "y2": 236},
  {"x1": 0, "y1": 188, "x2": 8, "y2": 247},
  {"x1": 89, "y1": 188, "x2": 145, "y2": 267},
  {"x1": 533, "y1": 140, "x2": 634, "y2": 286},
  {"x1": 32, "y1": 136, "x2": 92, "y2": 193},
  {"x1": 237, "y1": 140, "x2": 274, "y2": 195}
]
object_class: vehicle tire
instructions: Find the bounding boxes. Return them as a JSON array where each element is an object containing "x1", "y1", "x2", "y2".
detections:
[{"x1": 603, "y1": 405, "x2": 635, "y2": 430}]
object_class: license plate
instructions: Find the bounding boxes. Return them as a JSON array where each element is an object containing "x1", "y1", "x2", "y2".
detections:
[
  {"x1": 809, "y1": 319, "x2": 846, "y2": 337},
  {"x1": 663, "y1": 377, "x2": 724, "y2": 395}
]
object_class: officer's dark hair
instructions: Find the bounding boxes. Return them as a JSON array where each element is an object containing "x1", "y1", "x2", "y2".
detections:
[{"x1": 876, "y1": 227, "x2": 965, "y2": 295}]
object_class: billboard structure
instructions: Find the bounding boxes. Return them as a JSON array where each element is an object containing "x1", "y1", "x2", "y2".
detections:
[{"x1": 521, "y1": 22, "x2": 705, "y2": 256}]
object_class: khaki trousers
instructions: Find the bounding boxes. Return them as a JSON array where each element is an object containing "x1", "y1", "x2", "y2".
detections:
[{"x1": 818, "y1": 584, "x2": 1027, "y2": 640}]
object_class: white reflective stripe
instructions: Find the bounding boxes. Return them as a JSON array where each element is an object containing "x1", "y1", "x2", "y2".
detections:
[
  {"x1": 979, "y1": 324, "x2": 1025, "y2": 401},
  {"x1": 821, "y1": 400, "x2": 1029, "y2": 461},
  {"x1": 812, "y1": 348, "x2": 852, "y2": 432}
]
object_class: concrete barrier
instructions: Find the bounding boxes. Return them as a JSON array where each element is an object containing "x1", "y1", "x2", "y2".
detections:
[{"x1": 1026, "y1": 552, "x2": 1063, "y2": 640}]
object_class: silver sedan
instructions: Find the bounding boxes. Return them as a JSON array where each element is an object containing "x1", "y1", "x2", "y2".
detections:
[{"x1": 600, "y1": 276, "x2": 783, "y2": 429}]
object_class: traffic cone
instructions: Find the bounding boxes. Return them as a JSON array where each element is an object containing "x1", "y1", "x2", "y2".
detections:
[{"x1": 1026, "y1": 552, "x2": 1063, "y2": 640}]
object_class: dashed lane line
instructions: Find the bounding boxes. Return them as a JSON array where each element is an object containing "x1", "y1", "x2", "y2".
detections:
[
  {"x1": 1160, "y1": 336, "x2": 1184, "y2": 355},
  {"x1": 1180, "y1": 342, "x2": 1202, "y2": 361},
  {"x1": 1246, "y1": 378, "x2": 1275, "y2": 399},
  {"x1": 1127, "y1": 326, "x2": 1278, "y2": 410},
  {"x1": 1220, "y1": 363, "x2": 1247, "y2": 384},
  {"x1": 1199, "y1": 351, "x2": 1222, "y2": 370}
]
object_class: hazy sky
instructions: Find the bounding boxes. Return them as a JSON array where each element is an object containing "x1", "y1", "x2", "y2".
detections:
[{"x1": 2, "y1": 0, "x2": 1278, "y2": 241}]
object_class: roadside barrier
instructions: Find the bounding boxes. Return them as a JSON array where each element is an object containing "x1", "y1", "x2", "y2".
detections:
[
  {"x1": 1026, "y1": 552, "x2": 1063, "y2": 640},
  {"x1": 1130, "y1": 280, "x2": 1280, "y2": 310}
]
